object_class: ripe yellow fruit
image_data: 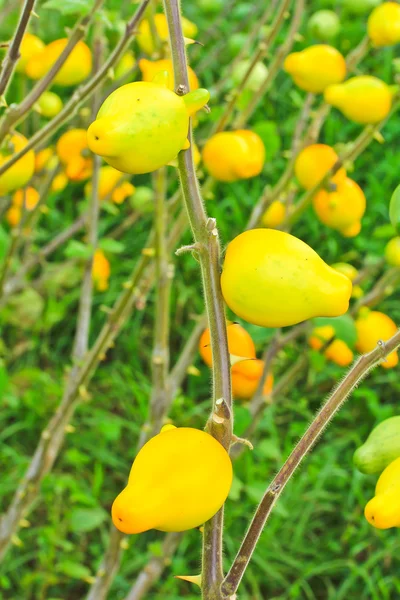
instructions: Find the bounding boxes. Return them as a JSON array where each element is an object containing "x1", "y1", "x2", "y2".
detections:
[
  {"x1": 0, "y1": 133, "x2": 35, "y2": 195},
  {"x1": 261, "y1": 200, "x2": 286, "y2": 228},
  {"x1": 92, "y1": 249, "x2": 110, "y2": 291},
  {"x1": 139, "y1": 58, "x2": 199, "y2": 91},
  {"x1": 308, "y1": 325, "x2": 335, "y2": 350},
  {"x1": 137, "y1": 13, "x2": 198, "y2": 55},
  {"x1": 365, "y1": 457, "x2": 400, "y2": 529},
  {"x1": 115, "y1": 51, "x2": 136, "y2": 80},
  {"x1": 221, "y1": 229, "x2": 352, "y2": 328},
  {"x1": 231, "y1": 359, "x2": 273, "y2": 400},
  {"x1": 112, "y1": 426, "x2": 232, "y2": 533},
  {"x1": 56, "y1": 129, "x2": 92, "y2": 182},
  {"x1": 36, "y1": 91, "x2": 63, "y2": 118},
  {"x1": 199, "y1": 322, "x2": 256, "y2": 367},
  {"x1": 324, "y1": 76, "x2": 393, "y2": 124},
  {"x1": 331, "y1": 262, "x2": 363, "y2": 298},
  {"x1": 51, "y1": 172, "x2": 68, "y2": 193},
  {"x1": 284, "y1": 45, "x2": 346, "y2": 93},
  {"x1": 112, "y1": 181, "x2": 135, "y2": 204},
  {"x1": 34, "y1": 147, "x2": 54, "y2": 173},
  {"x1": 87, "y1": 79, "x2": 209, "y2": 175},
  {"x1": 324, "y1": 339, "x2": 354, "y2": 366},
  {"x1": 85, "y1": 165, "x2": 124, "y2": 201},
  {"x1": 16, "y1": 33, "x2": 45, "y2": 73},
  {"x1": 5, "y1": 206, "x2": 21, "y2": 228},
  {"x1": 355, "y1": 310, "x2": 398, "y2": 369},
  {"x1": 294, "y1": 144, "x2": 346, "y2": 190},
  {"x1": 26, "y1": 39, "x2": 92, "y2": 86},
  {"x1": 367, "y1": 2, "x2": 400, "y2": 47},
  {"x1": 12, "y1": 187, "x2": 40, "y2": 211},
  {"x1": 313, "y1": 178, "x2": 366, "y2": 236},
  {"x1": 202, "y1": 130, "x2": 265, "y2": 182},
  {"x1": 385, "y1": 237, "x2": 400, "y2": 267}
]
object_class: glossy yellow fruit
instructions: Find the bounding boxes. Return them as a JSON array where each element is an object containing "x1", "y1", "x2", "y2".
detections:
[
  {"x1": 87, "y1": 79, "x2": 209, "y2": 175},
  {"x1": 56, "y1": 129, "x2": 92, "y2": 182},
  {"x1": 12, "y1": 187, "x2": 40, "y2": 211},
  {"x1": 324, "y1": 339, "x2": 354, "y2": 366},
  {"x1": 199, "y1": 322, "x2": 256, "y2": 367},
  {"x1": 139, "y1": 58, "x2": 199, "y2": 91},
  {"x1": 294, "y1": 144, "x2": 346, "y2": 190},
  {"x1": 92, "y1": 249, "x2": 110, "y2": 291},
  {"x1": 231, "y1": 359, "x2": 273, "y2": 400},
  {"x1": 26, "y1": 39, "x2": 92, "y2": 86},
  {"x1": 308, "y1": 325, "x2": 335, "y2": 350},
  {"x1": 367, "y1": 2, "x2": 400, "y2": 47},
  {"x1": 16, "y1": 33, "x2": 45, "y2": 73},
  {"x1": 0, "y1": 133, "x2": 35, "y2": 195},
  {"x1": 138, "y1": 13, "x2": 198, "y2": 55},
  {"x1": 36, "y1": 91, "x2": 63, "y2": 118},
  {"x1": 385, "y1": 237, "x2": 400, "y2": 267},
  {"x1": 202, "y1": 130, "x2": 265, "y2": 182},
  {"x1": 313, "y1": 177, "x2": 366, "y2": 236},
  {"x1": 34, "y1": 147, "x2": 54, "y2": 173},
  {"x1": 365, "y1": 457, "x2": 400, "y2": 529},
  {"x1": 355, "y1": 310, "x2": 398, "y2": 369},
  {"x1": 284, "y1": 45, "x2": 346, "y2": 93},
  {"x1": 261, "y1": 200, "x2": 286, "y2": 228},
  {"x1": 324, "y1": 76, "x2": 393, "y2": 124},
  {"x1": 112, "y1": 426, "x2": 232, "y2": 533},
  {"x1": 221, "y1": 229, "x2": 352, "y2": 328},
  {"x1": 331, "y1": 262, "x2": 363, "y2": 298}
]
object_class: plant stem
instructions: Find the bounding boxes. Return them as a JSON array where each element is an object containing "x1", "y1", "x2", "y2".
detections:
[
  {"x1": 221, "y1": 328, "x2": 400, "y2": 598},
  {"x1": 0, "y1": 0, "x2": 37, "y2": 98}
]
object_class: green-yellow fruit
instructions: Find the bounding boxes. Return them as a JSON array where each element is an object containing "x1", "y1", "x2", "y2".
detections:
[
  {"x1": 324, "y1": 76, "x2": 393, "y2": 124},
  {"x1": 354, "y1": 416, "x2": 400, "y2": 475}
]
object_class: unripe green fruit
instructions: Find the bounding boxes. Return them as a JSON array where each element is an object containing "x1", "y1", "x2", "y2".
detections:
[
  {"x1": 342, "y1": 0, "x2": 380, "y2": 15},
  {"x1": 308, "y1": 10, "x2": 341, "y2": 40},
  {"x1": 197, "y1": 0, "x2": 224, "y2": 13},
  {"x1": 353, "y1": 416, "x2": 400, "y2": 475},
  {"x1": 130, "y1": 186, "x2": 154, "y2": 213},
  {"x1": 228, "y1": 33, "x2": 247, "y2": 55},
  {"x1": 231, "y1": 60, "x2": 268, "y2": 92},
  {"x1": 36, "y1": 91, "x2": 63, "y2": 118}
]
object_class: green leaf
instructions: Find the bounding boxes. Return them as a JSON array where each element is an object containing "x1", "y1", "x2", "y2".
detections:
[
  {"x1": 372, "y1": 223, "x2": 397, "y2": 239},
  {"x1": 42, "y1": 0, "x2": 91, "y2": 15},
  {"x1": 57, "y1": 561, "x2": 91, "y2": 580},
  {"x1": 389, "y1": 183, "x2": 400, "y2": 233},
  {"x1": 64, "y1": 240, "x2": 92, "y2": 260},
  {"x1": 99, "y1": 239, "x2": 125, "y2": 254},
  {"x1": 70, "y1": 507, "x2": 107, "y2": 533},
  {"x1": 313, "y1": 315, "x2": 358, "y2": 348}
]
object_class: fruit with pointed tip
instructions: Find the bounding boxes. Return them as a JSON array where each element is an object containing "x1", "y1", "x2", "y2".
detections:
[
  {"x1": 324, "y1": 76, "x2": 393, "y2": 124},
  {"x1": 284, "y1": 45, "x2": 346, "y2": 93},
  {"x1": 202, "y1": 130, "x2": 265, "y2": 182},
  {"x1": 364, "y1": 457, "x2": 400, "y2": 529}
]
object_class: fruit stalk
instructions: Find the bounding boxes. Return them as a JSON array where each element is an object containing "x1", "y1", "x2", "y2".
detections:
[
  {"x1": 0, "y1": 0, "x2": 37, "y2": 98},
  {"x1": 221, "y1": 328, "x2": 400, "y2": 599}
]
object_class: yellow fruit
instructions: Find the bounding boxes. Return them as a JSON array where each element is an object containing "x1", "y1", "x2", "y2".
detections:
[
  {"x1": 221, "y1": 229, "x2": 352, "y2": 328},
  {"x1": 199, "y1": 322, "x2": 256, "y2": 367},
  {"x1": 34, "y1": 147, "x2": 54, "y2": 173},
  {"x1": 308, "y1": 325, "x2": 335, "y2": 350},
  {"x1": 0, "y1": 133, "x2": 35, "y2": 195},
  {"x1": 231, "y1": 359, "x2": 273, "y2": 400},
  {"x1": 16, "y1": 33, "x2": 45, "y2": 73},
  {"x1": 367, "y1": 2, "x2": 400, "y2": 47},
  {"x1": 261, "y1": 200, "x2": 286, "y2": 228},
  {"x1": 324, "y1": 339, "x2": 354, "y2": 366},
  {"x1": 365, "y1": 457, "x2": 400, "y2": 529},
  {"x1": 112, "y1": 426, "x2": 232, "y2": 533},
  {"x1": 92, "y1": 249, "x2": 110, "y2": 291},
  {"x1": 87, "y1": 79, "x2": 209, "y2": 175},
  {"x1": 139, "y1": 58, "x2": 199, "y2": 91},
  {"x1": 331, "y1": 262, "x2": 362, "y2": 298},
  {"x1": 324, "y1": 76, "x2": 393, "y2": 124},
  {"x1": 313, "y1": 177, "x2": 366, "y2": 236},
  {"x1": 36, "y1": 91, "x2": 63, "y2": 118},
  {"x1": 294, "y1": 144, "x2": 346, "y2": 190},
  {"x1": 202, "y1": 130, "x2": 265, "y2": 182},
  {"x1": 112, "y1": 181, "x2": 135, "y2": 204},
  {"x1": 355, "y1": 310, "x2": 398, "y2": 369},
  {"x1": 385, "y1": 237, "x2": 400, "y2": 267},
  {"x1": 26, "y1": 39, "x2": 92, "y2": 86},
  {"x1": 115, "y1": 51, "x2": 136, "y2": 80},
  {"x1": 56, "y1": 129, "x2": 92, "y2": 182},
  {"x1": 12, "y1": 187, "x2": 40, "y2": 211},
  {"x1": 85, "y1": 165, "x2": 124, "y2": 201},
  {"x1": 284, "y1": 45, "x2": 346, "y2": 93},
  {"x1": 138, "y1": 13, "x2": 198, "y2": 55},
  {"x1": 5, "y1": 206, "x2": 21, "y2": 228},
  {"x1": 51, "y1": 172, "x2": 68, "y2": 192}
]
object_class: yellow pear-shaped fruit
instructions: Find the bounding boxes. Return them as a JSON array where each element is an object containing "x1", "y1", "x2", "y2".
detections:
[
  {"x1": 202, "y1": 130, "x2": 265, "y2": 182},
  {"x1": 324, "y1": 76, "x2": 393, "y2": 124},
  {"x1": 365, "y1": 457, "x2": 400, "y2": 529},
  {"x1": 284, "y1": 45, "x2": 346, "y2": 93},
  {"x1": 355, "y1": 310, "x2": 398, "y2": 368},
  {"x1": 112, "y1": 427, "x2": 232, "y2": 534},
  {"x1": 87, "y1": 79, "x2": 209, "y2": 174},
  {"x1": 139, "y1": 58, "x2": 199, "y2": 91},
  {"x1": 367, "y1": 2, "x2": 400, "y2": 47},
  {"x1": 221, "y1": 229, "x2": 352, "y2": 328}
]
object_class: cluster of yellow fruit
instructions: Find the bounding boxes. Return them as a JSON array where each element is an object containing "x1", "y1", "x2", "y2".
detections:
[
  {"x1": 5, "y1": 187, "x2": 40, "y2": 228},
  {"x1": 199, "y1": 323, "x2": 273, "y2": 400}
]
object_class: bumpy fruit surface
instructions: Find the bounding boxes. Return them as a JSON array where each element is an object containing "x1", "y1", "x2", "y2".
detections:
[
  {"x1": 0, "y1": 133, "x2": 35, "y2": 195},
  {"x1": 202, "y1": 130, "x2": 265, "y2": 182},
  {"x1": 354, "y1": 416, "x2": 400, "y2": 475},
  {"x1": 364, "y1": 457, "x2": 400, "y2": 529},
  {"x1": 284, "y1": 45, "x2": 346, "y2": 93},
  {"x1": 36, "y1": 91, "x2": 63, "y2": 118},
  {"x1": 139, "y1": 58, "x2": 199, "y2": 91},
  {"x1": 56, "y1": 129, "x2": 92, "y2": 182},
  {"x1": 92, "y1": 250, "x2": 110, "y2": 291},
  {"x1": 199, "y1": 322, "x2": 256, "y2": 367},
  {"x1": 26, "y1": 39, "x2": 92, "y2": 86},
  {"x1": 261, "y1": 200, "x2": 286, "y2": 228},
  {"x1": 87, "y1": 79, "x2": 209, "y2": 175},
  {"x1": 112, "y1": 426, "x2": 232, "y2": 533},
  {"x1": 16, "y1": 33, "x2": 45, "y2": 73},
  {"x1": 385, "y1": 237, "x2": 400, "y2": 267},
  {"x1": 313, "y1": 177, "x2": 366, "y2": 236},
  {"x1": 324, "y1": 76, "x2": 392, "y2": 124},
  {"x1": 138, "y1": 13, "x2": 197, "y2": 55},
  {"x1": 231, "y1": 359, "x2": 273, "y2": 400},
  {"x1": 221, "y1": 229, "x2": 352, "y2": 328},
  {"x1": 355, "y1": 310, "x2": 398, "y2": 368},
  {"x1": 294, "y1": 144, "x2": 346, "y2": 190},
  {"x1": 307, "y1": 10, "x2": 341, "y2": 41},
  {"x1": 367, "y1": 2, "x2": 400, "y2": 47}
]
